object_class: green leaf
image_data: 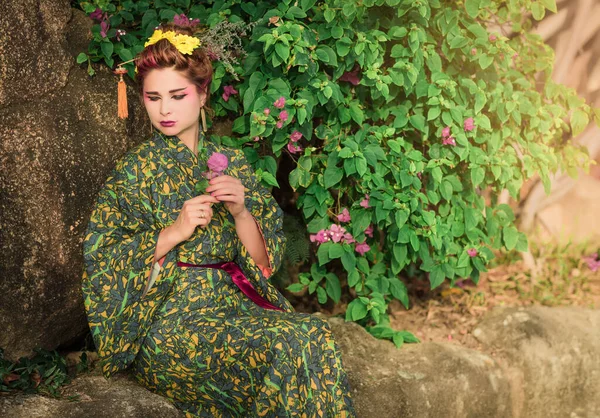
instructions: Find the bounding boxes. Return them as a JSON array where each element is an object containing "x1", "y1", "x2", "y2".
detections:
[
  {"x1": 275, "y1": 43, "x2": 290, "y2": 61},
  {"x1": 349, "y1": 299, "x2": 368, "y2": 321},
  {"x1": 429, "y1": 265, "x2": 445, "y2": 288},
  {"x1": 287, "y1": 283, "x2": 306, "y2": 293},
  {"x1": 389, "y1": 278, "x2": 409, "y2": 308},
  {"x1": 471, "y1": 166, "x2": 485, "y2": 187},
  {"x1": 101, "y1": 41, "x2": 114, "y2": 60},
  {"x1": 317, "y1": 243, "x2": 330, "y2": 265},
  {"x1": 324, "y1": 165, "x2": 343, "y2": 188},
  {"x1": 324, "y1": 8, "x2": 335, "y2": 23},
  {"x1": 571, "y1": 109, "x2": 589, "y2": 137},
  {"x1": 541, "y1": 0, "x2": 557, "y2": 12},
  {"x1": 326, "y1": 275, "x2": 342, "y2": 303},
  {"x1": 503, "y1": 226, "x2": 519, "y2": 251},
  {"x1": 465, "y1": 0, "x2": 481, "y2": 18},
  {"x1": 531, "y1": 3, "x2": 546, "y2": 20},
  {"x1": 349, "y1": 102, "x2": 364, "y2": 125},
  {"x1": 328, "y1": 243, "x2": 344, "y2": 259},
  {"x1": 76, "y1": 52, "x2": 88, "y2": 64},
  {"x1": 317, "y1": 286, "x2": 327, "y2": 304}
]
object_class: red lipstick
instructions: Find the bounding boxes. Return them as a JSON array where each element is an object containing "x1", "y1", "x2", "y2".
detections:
[{"x1": 160, "y1": 121, "x2": 176, "y2": 127}]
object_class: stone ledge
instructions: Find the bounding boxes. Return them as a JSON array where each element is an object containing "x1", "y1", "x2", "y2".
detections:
[{"x1": 2, "y1": 306, "x2": 599, "y2": 418}]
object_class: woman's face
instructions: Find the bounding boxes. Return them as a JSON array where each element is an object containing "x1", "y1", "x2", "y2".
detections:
[{"x1": 143, "y1": 66, "x2": 206, "y2": 143}]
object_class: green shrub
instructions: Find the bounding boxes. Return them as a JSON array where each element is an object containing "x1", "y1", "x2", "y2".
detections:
[{"x1": 75, "y1": 0, "x2": 598, "y2": 346}]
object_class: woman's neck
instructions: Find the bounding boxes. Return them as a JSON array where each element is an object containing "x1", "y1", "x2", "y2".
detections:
[{"x1": 178, "y1": 122, "x2": 201, "y2": 157}]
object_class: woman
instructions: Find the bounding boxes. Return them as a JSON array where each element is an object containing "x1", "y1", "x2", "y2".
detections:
[{"x1": 81, "y1": 22, "x2": 356, "y2": 417}]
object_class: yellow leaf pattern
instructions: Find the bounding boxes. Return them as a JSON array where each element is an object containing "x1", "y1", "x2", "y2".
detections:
[{"x1": 82, "y1": 131, "x2": 355, "y2": 416}]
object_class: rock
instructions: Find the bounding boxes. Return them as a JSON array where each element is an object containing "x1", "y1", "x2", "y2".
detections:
[
  {"x1": 472, "y1": 306, "x2": 600, "y2": 418},
  {"x1": 0, "y1": 4, "x2": 148, "y2": 361},
  {"x1": 327, "y1": 317, "x2": 511, "y2": 418},
  {"x1": 0, "y1": 368, "x2": 183, "y2": 418},
  {"x1": 2, "y1": 307, "x2": 600, "y2": 417}
]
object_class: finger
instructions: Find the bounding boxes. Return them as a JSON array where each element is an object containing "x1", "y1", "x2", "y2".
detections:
[
  {"x1": 206, "y1": 179, "x2": 241, "y2": 193},
  {"x1": 211, "y1": 194, "x2": 244, "y2": 204}
]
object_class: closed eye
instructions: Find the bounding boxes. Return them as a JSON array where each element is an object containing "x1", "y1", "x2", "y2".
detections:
[{"x1": 147, "y1": 95, "x2": 187, "y2": 101}]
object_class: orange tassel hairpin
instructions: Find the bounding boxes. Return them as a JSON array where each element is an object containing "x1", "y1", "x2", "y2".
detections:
[{"x1": 114, "y1": 66, "x2": 129, "y2": 119}]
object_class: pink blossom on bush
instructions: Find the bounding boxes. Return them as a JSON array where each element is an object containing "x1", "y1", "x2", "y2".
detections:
[
  {"x1": 355, "y1": 242, "x2": 370, "y2": 255},
  {"x1": 329, "y1": 224, "x2": 345, "y2": 242},
  {"x1": 89, "y1": 8, "x2": 104, "y2": 21},
  {"x1": 264, "y1": 108, "x2": 271, "y2": 115},
  {"x1": 310, "y1": 229, "x2": 329, "y2": 244},
  {"x1": 489, "y1": 34, "x2": 497, "y2": 42},
  {"x1": 467, "y1": 248, "x2": 478, "y2": 257},
  {"x1": 470, "y1": 48, "x2": 477, "y2": 55},
  {"x1": 343, "y1": 232, "x2": 356, "y2": 243},
  {"x1": 254, "y1": 136, "x2": 260, "y2": 142},
  {"x1": 442, "y1": 136, "x2": 456, "y2": 146},
  {"x1": 278, "y1": 110, "x2": 289, "y2": 122},
  {"x1": 290, "y1": 131, "x2": 303, "y2": 142},
  {"x1": 584, "y1": 254, "x2": 600, "y2": 272},
  {"x1": 442, "y1": 126, "x2": 451, "y2": 138},
  {"x1": 100, "y1": 21, "x2": 110, "y2": 38},
  {"x1": 337, "y1": 208, "x2": 351, "y2": 223},
  {"x1": 464, "y1": 117, "x2": 475, "y2": 132},
  {"x1": 222, "y1": 85, "x2": 238, "y2": 102},
  {"x1": 365, "y1": 225, "x2": 373, "y2": 238},
  {"x1": 287, "y1": 142, "x2": 303, "y2": 154},
  {"x1": 274, "y1": 96, "x2": 286, "y2": 109},
  {"x1": 339, "y1": 64, "x2": 362, "y2": 85},
  {"x1": 276, "y1": 120, "x2": 283, "y2": 129},
  {"x1": 360, "y1": 194, "x2": 370, "y2": 208}
]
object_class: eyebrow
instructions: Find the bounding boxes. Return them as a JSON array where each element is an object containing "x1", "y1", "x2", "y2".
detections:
[{"x1": 144, "y1": 87, "x2": 188, "y2": 95}]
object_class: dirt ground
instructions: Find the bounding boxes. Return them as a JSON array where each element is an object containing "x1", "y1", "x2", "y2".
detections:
[{"x1": 386, "y1": 254, "x2": 600, "y2": 351}]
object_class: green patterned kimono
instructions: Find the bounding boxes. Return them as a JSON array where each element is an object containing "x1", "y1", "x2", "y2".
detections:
[{"x1": 81, "y1": 131, "x2": 356, "y2": 417}]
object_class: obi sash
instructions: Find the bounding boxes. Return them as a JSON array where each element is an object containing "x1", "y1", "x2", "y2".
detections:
[{"x1": 177, "y1": 260, "x2": 283, "y2": 311}]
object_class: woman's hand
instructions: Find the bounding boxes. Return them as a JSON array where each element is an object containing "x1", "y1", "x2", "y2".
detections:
[
  {"x1": 206, "y1": 175, "x2": 248, "y2": 219},
  {"x1": 170, "y1": 194, "x2": 219, "y2": 243}
]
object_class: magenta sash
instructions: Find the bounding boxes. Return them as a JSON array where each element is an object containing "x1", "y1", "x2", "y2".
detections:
[{"x1": 177, "y1": 260, "x2": 283, "y2": 311}]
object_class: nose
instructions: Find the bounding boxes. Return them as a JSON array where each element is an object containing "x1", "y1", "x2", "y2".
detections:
[{"x1": 160, "y1": 100, "x2": 171, "y2": 116}]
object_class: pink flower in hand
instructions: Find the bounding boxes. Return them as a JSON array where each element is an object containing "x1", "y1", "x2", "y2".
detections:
[
  {"x1": 274, "y1": 96, "x2": 286, "y2": 109},
  {"x1": 360, "y1": 194, "x2": 370, "y2": 208},
  {"x1": 207, "y1": 152, "x2": 229, "y2": 176},
  {"x1": 464, "y1": 117, "x2": 475, "y2": 132},
  {"x1": 355, "y1": 242, "x2": 370, "y2": 255},
  {"x1": 467, "y1": 248, "x2": 478, "y2": 257},
  {"x1": 365, "y1": 225, "x2": 373, "y2": 238},
  {"x1": 337, "y1": 208, "x2": 351, "y2": 223}
]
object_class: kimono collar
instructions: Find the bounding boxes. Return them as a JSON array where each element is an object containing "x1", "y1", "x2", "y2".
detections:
[{"x1": 153, "y1": 129, "x2": 214, "y2": 165}]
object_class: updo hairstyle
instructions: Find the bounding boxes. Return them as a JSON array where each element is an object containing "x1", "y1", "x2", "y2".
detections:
[{"x1": 135, "y1": 23, "x2": 213, "y2": 107}]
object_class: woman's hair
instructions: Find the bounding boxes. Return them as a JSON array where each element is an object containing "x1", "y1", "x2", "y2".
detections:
[{"x1": 135, "y1": 23, "x2": 213, "y2": 107}]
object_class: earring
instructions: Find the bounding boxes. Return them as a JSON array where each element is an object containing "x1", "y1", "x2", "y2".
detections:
[{"x1": 200, "y1": 107, "x2": 207, "y2": 132}]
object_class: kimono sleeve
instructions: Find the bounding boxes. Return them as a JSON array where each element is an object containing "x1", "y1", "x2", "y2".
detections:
[
  {"x1": 81, "y1": 154, "x2": 178, "y2": 378},
  {"x1": 233, "y1": 150, "x2": 286, "y2": 279}
]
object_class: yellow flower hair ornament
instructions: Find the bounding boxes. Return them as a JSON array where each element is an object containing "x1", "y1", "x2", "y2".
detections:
[{"x1": 144, "y1": 29, "x2": 201, "y2": 55}]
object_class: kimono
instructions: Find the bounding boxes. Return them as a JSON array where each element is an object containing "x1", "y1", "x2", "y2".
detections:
[{"x1": 81, "y1": 130, "x2": 356, "y2": 417}]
